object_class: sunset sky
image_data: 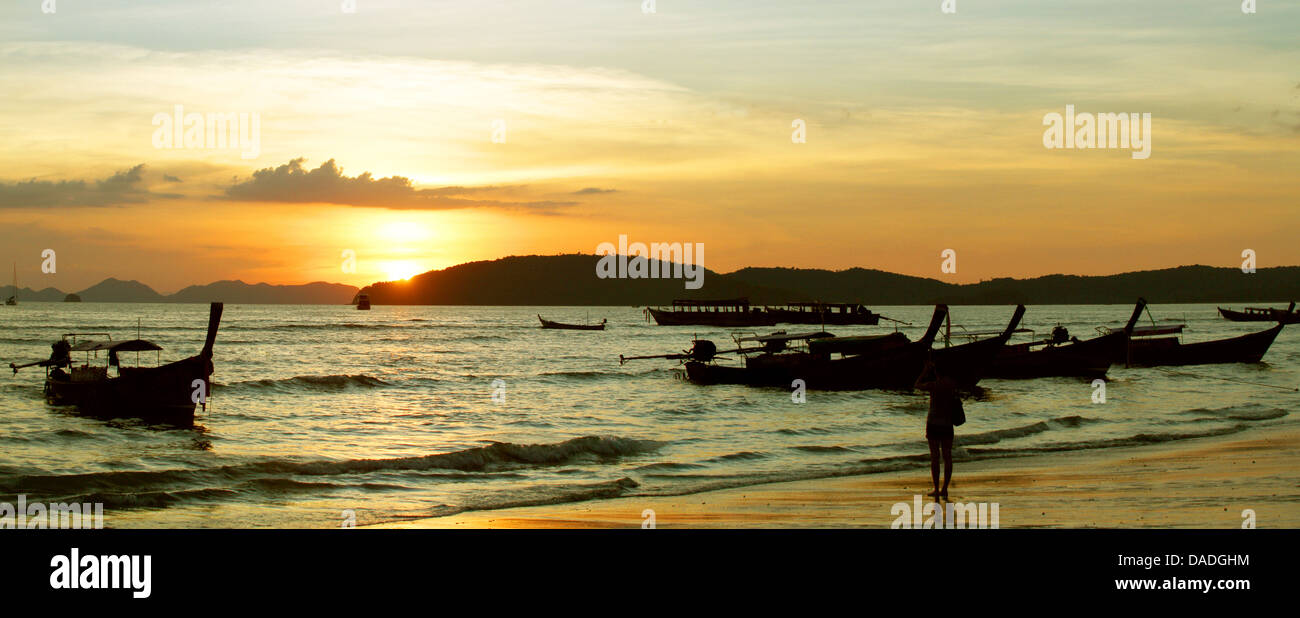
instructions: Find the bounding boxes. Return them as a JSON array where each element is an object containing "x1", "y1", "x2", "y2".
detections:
[{"x1": 0, "y1": 0, "x2": 1297, "y2": 293}]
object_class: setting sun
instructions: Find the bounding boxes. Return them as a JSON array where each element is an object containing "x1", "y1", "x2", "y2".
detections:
[{"x1": 379, "y1": 260, "x2": 421, "y2": 281}]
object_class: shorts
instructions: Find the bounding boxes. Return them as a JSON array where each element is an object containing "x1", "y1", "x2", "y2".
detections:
[{"x1": 926, "y1": 423, "x2": 954, "y2": 441}]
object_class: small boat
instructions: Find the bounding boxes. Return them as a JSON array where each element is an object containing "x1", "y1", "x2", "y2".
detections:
[
  {"x1": 355, "y1": 293, "x2": 371, "y2": 310},
  {"x1": 1218, "y1": 302, "x2": 1299, "y2": 324},
  {"x1": 985, "y1": 299, "x2": 1147, "y2": 380},
  {"x1": 762, "y1": 302, "x2": 883, "y2": 326},
  {"x1": 63, "y1": 293, "x2": 82, "y2": 303},
  {"x1": 646, "y1": 298, "x2": 777, "y2": 327},
  {"x1": 539, "y1": 315, "x2": 606, "y2": 330},
  {"x1": 9, "y1": 302, "x2": 224, "y2": 425},
  {"x1": 680, "y1": 330, "x2": 848, "y2": 386},
  {"x1": 628, "y1": 304, "x2": 1026, "y2": 391},
  {"x1": 1117, "y1": 305, "x2": 1285, "y2": 367},
  {"x1": 1122, "y1": 325, "x2": 1284, "y2": 367},
  {"x1": 692, "y1": 305, "x2": 1022, "y2": 390}
]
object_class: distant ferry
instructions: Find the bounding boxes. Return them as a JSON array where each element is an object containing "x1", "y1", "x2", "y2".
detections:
[
  {"x1": 646, "y1": 298, "x2": 776, "y2": 327},
  {"x1": 646, "y1": 298, "x2": 885, "y2": 327},
  {"x1": 355, "y1": 293, "x2": 371, "y2": 310},
  {"x1": 763, "y1": 302, "x2": 882, "y2": 326}
]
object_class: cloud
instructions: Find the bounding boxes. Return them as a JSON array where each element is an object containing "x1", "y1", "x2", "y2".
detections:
[
  {"x1": 573, "y1": 187, "x2": 617, "y2": 195},
  {"x1": 221, "y1": 158, "x2": 576, "y2": 213},
  {"x1": 0, "y1": 165, "x2": 180, "y2": 208}
]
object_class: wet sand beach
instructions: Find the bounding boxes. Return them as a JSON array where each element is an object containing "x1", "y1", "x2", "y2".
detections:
[{"x1": 373, "y1": 420, "x2": 1300, "y2": 529}]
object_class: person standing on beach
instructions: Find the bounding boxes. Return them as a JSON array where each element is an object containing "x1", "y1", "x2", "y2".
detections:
[{"x1": 914, "y1": 358, "x2": 960, "y2": 499}]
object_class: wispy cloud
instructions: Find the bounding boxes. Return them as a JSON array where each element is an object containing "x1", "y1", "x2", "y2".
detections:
[
  {"x1": 221, "y1": 158, "x2": 577, "y2": 212},
  {"x1": 0, "y1": 164, "x2": 180, "y2": 208}
]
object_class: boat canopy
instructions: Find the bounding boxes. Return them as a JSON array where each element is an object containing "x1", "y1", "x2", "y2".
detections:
[
  {"x1": 736, "y1": 331, "x2": 834, "y2": 343},
  {"x1": 776, "y1": 302, "x2": 865, "y2": 310},
  {"x1": 69, "y1": 339, "x2": 163, "y2": 353},
  {"x1": 671, "y1": 298, "x2": 750, "y2": 308},
  {"x1": 808, "y1": 332, "x2": 908, "y2": 356}
]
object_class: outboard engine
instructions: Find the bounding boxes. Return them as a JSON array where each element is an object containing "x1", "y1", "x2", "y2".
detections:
[
  {"x1": 49, "y1": 340, "x2": 71, "y2": 368},
  {"x1": 1050, "y1": 325, "x2": 1069, "y2": 344},
  {"x1": 689, "y1": 339, "x2": 718, "y2": 362}
]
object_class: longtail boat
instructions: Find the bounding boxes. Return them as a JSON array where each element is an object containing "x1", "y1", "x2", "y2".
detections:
[
  {"x1": 646, "y1": 298, "x2": 777, "y2": 327},
  {"x1": 1116, "y1": 304, "x2": 1285, "y2": 367},
  {"x1": 985, "y1": 299, "x2": 1147, "y2": 380},
  {"x1": 539, "y1": 315, "x2": 606, "y2": 330},
  {"x1": 626, "y1": 304, "x2": 1026, "y2": 391},
  {"x1": 9, "y1": 302, "x2": 223, "y2": 425},
  {"x1": 1218, "y1": 302, "x2": 1298, "y2": 324}
]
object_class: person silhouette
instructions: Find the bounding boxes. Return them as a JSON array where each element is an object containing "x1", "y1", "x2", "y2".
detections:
[{"x1": 914, "y1": 356, "x2": 959, "y2": 499}]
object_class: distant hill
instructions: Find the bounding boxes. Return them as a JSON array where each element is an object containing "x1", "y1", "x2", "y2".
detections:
[
  {"x1": 168, "y1": 280, "x2": 358, "y2": 304},
  {"x1": 6, "y1": 258, "x2": 1297, "y2": 306},
  {"x1": 360, "y1": 254, "x2": 788, "y2": 305},
  {"x1": 0, "y1": 286, "x2": 66, "y2": 302},
  {"x1": 76, "y1": 278, "x2": 166, "y2": 303},
  {"x1": 0, "y1": 279, "x2": 358, "y2": 304},
  {"x1": 357, "y1": 255, "x2": 1300, "y2": 306}
]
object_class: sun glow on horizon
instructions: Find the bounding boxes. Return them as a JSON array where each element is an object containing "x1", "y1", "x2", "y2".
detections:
[{"x1": 379, "y1": 260, "x2": 422, "y2": 282}]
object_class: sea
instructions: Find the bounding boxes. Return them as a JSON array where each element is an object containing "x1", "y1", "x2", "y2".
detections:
[{"x1": 0, "y1": 303, "x2": 1295, "y2": 527}]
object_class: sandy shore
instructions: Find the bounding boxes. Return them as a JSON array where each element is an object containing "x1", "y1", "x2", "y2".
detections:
[{"x1": 371, "y1": 421, "x2": 1300, "y2": 529}]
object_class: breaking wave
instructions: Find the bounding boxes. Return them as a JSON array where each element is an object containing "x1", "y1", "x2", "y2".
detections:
[{"x1": 216, "y1": 374, "x2": 392, "y2": 392}]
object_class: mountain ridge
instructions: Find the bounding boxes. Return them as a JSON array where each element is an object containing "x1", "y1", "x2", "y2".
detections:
[
  {"x1": 3, "y1": 256, "x2": 1298, "y2": 305},
  {"x1": 357, "y1": 254, "x2": 1300, "y2": 306},
  {"x1": 0, "y1": 279, "x2": 359, "y2": 304}
]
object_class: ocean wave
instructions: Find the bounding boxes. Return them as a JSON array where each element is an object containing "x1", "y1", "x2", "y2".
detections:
[
  {"x1": 962, "y1": 424, "x2": 1248, "y2": 457},
  {"x1": 1175, "y1": 404, "x2": 1288, "y2": 422},
  {"x1": 958, "y1": 415, "x2": 1097, "y2": 447},
  {"x1": 215, "y1": 374, "x2": 392, "y2": 392},
  {"x1": 704, "y1": 451, "x2": 768, "y2": 462},
  {"x1": 0, "y1": 435, "x2": 663, "y2": 502},
  {"x1": 790, "y1": 445, "x2": 853, "y2": 453},
  {"x1": 60, "y1": 488, "x2": 238, "y2": 510},
  {"x1": 395, "y1": 476, "x2": 644, "y2": 521},
  {"x1": 232, "y1": 323, "x2": 394, "y2": 331},
  {"x1": 630, "y1": 462, "x2": 706, "y2": 472}
]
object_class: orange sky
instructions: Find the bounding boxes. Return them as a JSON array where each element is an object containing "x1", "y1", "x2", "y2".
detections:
[{"x1": 1, "y1": 2, "x2": 1297, "y2": 293}]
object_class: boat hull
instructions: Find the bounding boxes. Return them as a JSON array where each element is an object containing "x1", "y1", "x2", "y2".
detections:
[
  {"x1": 539, "y1": 316, "x2": 605, "y2": 330},
  {"x1": 647, "y1": 307, "x2": 777, "y2": 327},
  {"x1": 682, "y1": 305, "x2": 1020, "y2": 391},
  {"x1": 986, "y1": 331, "x2": 1124, "y2": 380},
  {"x1": 763, "y1": 309, "x2": 880, "y2": 326},
  {"x1": 1217, "y1": 307, "x2": 1299, "y2": 324},
  {"x1": 45, "y1": 355, "x2": 212, "y2": 425},
  {"x1": 1120, "y1": 324, "x2": 1283, "y2": 367},
  {"x1": 684, "y1": 337, "x2": 1007, "y2": 391}
]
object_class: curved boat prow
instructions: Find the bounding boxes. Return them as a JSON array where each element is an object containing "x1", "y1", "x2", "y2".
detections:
[
  {"x1": 1000, "y1": 305, "x2": 1027, "y2": 339},
  {"x1": 920, "y1": 304, "x2": 949, "y2": 346},
  {"x1": 201, "y1": 302, "x2": 224, "y2": 359},
  {"x1": 1124, "y1": 298, "x2": 1148, "y2": 335}
]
